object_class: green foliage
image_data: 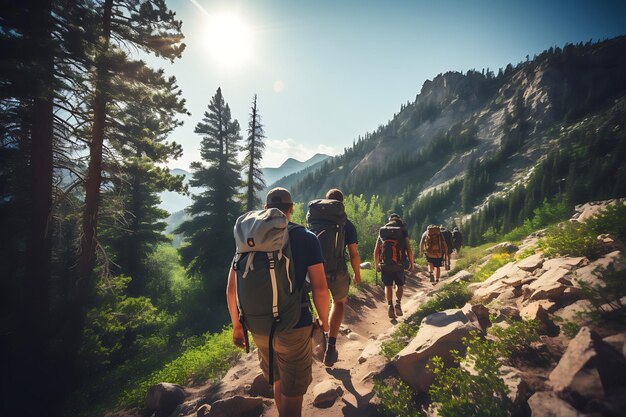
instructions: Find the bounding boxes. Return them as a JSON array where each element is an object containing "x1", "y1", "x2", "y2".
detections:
[
  {"x1": 142, "y1": 244, "x2": 189, "y2": 311},
  {"x1": 343, "y1": 194, "x2": 386, "y2": 261},
  {"x1": 291, "y1": 201, "x2": 306, "y2": 225},
  {"x1": 428, "y1": 335, "x2": 513, "y2": 417},
  {"x1": 502, "y1": 196, "x2": 571, "y2": 242},
  {"x1": 448, "y1": 243, "x2": 493, "y2": 276},
  {"x1": 381, "y1": 282, "x2": 473, "y2": 359},
  {"x1": 375, "y1": 378, "x2": 420, "y2": 417},
  {"x1": 488, "y1": 319, "x2": 540, "y2": 357},
  {"x1": 585, "y1": 203, "x2": 626, "y2": 242},
  {"x1": 539, "y1": 221, "x2": 600, "y2": 258},
  {"x1": 473, "y1": 253, "x2": 514, "y2": 282},
  {"x1": 577, "y1": 265, "x2": 626, "y2": 324},
  {"x1": 118, "y1": 328, "x2": 241, "y2": 408}
]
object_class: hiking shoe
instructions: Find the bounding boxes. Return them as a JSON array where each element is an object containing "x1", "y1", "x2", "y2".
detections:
[
  {"x1": 388, "y1": 304, "x2": 396, "y2": 319},
  {"x1": 394, "y1": 303, "x2": 403, "y2": 317},
  {"x1": 323, "y1": 346, "x2": 338, "y2": 367}
]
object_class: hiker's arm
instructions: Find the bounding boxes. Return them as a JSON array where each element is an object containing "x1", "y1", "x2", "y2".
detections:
[
  {"x1": 374, "y1": 240, "x2": 381, "y2": 272},
  {"x1": 419, "y1": 236, "x2": 424, "y2": 257},
  {"x1": 308, "y1": 263, "x2": 330, "y2": 332},
  {"x1": 405, "y1": 238, "x2": 414, "y2": 271},
  {"x1": 226, "y1": 267, "x2": 245, "y2": 349},
  {"x1": 348, "y1": 243, "x2": 361, "y2": 285}
]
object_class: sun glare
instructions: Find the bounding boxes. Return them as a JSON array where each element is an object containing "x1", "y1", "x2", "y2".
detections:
[{"x1": 205, "y1": 13, "x2": 253, "y2": 68}]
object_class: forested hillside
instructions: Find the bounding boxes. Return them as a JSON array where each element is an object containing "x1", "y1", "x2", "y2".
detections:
[{"x1": 291, "y1": 37, "x2": 626, "y2": 243}]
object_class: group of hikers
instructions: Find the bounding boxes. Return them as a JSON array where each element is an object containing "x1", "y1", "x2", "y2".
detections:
[{"x1": 226, "y1": 187, "x2": 463, "y2": 417}]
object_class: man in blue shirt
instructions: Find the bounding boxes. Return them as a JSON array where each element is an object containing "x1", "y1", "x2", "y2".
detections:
[
  {"x1": 227, "y1": 188, "x2": 330, "y2": 417},
  {"x1": 322, "y1": 189, "x2": 361, "y2": 367}
]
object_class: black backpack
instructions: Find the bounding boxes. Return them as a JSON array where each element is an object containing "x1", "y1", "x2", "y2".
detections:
[
  {"x1": 378, "y1": 222, "x2": 405, "y2": 272},
  {"x1": 306, "y1": 199, "x2": 347, "y2": 277},
  {"x1": 452, "y1": 230, "x2": 462, "y2": 248}
]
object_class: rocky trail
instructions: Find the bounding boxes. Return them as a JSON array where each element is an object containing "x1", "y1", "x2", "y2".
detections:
[{"x1": 166, "y1": 265, "x2": 456, "y2": 417}]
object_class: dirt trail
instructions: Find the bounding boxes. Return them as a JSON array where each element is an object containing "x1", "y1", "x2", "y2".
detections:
[{"x1": 264, "y1": 263, "x2": 456, "y2": 417}]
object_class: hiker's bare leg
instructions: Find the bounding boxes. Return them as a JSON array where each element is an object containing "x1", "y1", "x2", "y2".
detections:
[
  {"x1": 274, "y1": 380, "x2": 282, "y2": 411},
  {"x1": 329, "y1": 296, "x2": 346, "y2": 338},
  {"x1": 279, "y1": 393, "x2": 304, "y2": 417},
  {"x1": 395, "y1": 285, "x2": 403, "y2": 302},
  {"x1": 385, "y1": 285, "x2": 393, "y2": 303},
  {"x1": 435, "y1": 267, "x2": 441, "y2": 280}
]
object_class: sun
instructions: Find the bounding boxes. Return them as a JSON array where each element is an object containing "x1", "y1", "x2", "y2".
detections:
[{"x1": 205, "y1": 13, "x2": 253, "y2": 68}]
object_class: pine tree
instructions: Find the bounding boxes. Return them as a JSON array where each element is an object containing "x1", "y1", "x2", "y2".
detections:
[
  {"x1": 243, "y1": 94, "x2": 266, "y2": 211},
  {"x1": 176, "y1": 88, "x2": 242, "y2": 323}
]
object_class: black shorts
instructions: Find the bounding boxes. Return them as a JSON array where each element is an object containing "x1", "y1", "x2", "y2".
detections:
[
  {"x1": 426, "y1": 256, "x2": 444, "y2": 268},
  {"x1": 381, "y1": 267, "x2": 405, "y2": 286}
]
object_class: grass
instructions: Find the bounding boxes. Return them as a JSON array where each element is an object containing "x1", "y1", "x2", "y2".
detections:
[
  {"x1": 472, "y1": 252, "x2": 514, "y2": 282},
  {"x1": 449, "y1": 243, "x2": 495, "y2": 276}
]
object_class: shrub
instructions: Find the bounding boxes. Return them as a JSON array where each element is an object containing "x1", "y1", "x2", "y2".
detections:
[
  {"x1": 585, "y1": 203, "x2": 626, "y2": 242},
  {"x1": 473, "y1": 253, "x2": 514, "y2": 282},
  {"x1": 577, "y1": 265, "x2": 626, "y2": 325},
  {"x1": 380, "y1": 322, "x2": 418, "y2": 360},
  {"x1": 488, "y1": 319, "x2": 540, "y2": 357},
  {"x1": 375, "y1": 378, "x2": 420, "y2": 417},
  {"x1": 449, "y1": 242, "x2": 494, "y2": 276},
  {"x1": 538, "y1": 221, "x2": 600, "y2": 258},
  {"x1": 428, "y1": 335, "x2": 513, "y2": 417}
]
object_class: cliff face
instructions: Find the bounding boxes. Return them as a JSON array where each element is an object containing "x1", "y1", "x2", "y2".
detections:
[{"x1": 289, "y1": 36, "x2": 626, "y2": 223}]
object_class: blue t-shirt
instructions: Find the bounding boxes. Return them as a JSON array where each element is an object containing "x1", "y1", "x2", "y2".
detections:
[
  {"x1": 288, "y1": 222, "x2": 325, "y2": 328},
  {"x1": 345, "y1": 219, "x2": 358, "y2": 246}
]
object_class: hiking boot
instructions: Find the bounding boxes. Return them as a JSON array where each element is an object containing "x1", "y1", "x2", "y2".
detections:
[
  {"x1": 323, "y1": 346, "x2": 338, "y2": 367},
  {"x1": 388, "y1": 304, "x2": 396, "y2": 319},
  {"x1": 394, "y1": 302, "x2": 403, "y2": 317}
]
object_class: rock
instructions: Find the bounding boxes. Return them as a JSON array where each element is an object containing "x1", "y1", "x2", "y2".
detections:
[
  {"x1": 461, "y1": 303, "x2": 491, "y2": 331},
  {"x1": 603, "y1": 332, "x2": 626, "y2": 359},
  {"x1": 248, "y1": 373, "x2": 272, "y2": 398},
  {"x1": 516, "y1": 252, "x2": 545, "y2": 272},
  {"x1": 393, "y1": 308, "x2": 475, "y2": 393},
  {"x1": 196, "y1": 404, "x2": 211, "y2": 417},
  {"x1": 527, "y1": 391, "x2": 588, "y2": 417},
  {"x1": 347, "y1": 332, "x2": 362, "y2": 341},
  {"x1": 312, "y1": 380, "x2": 343, "y2": 408},
  {"x1": 528, "y1": 282, "x2": 571, "y2": 302},
  {"x1": 358, "y1": 340, "x2": 382, "y2": 364},
  {"x1": 146, "y1": 383, "x2": 186, "y2": 416},
  {"x1": 206, "y1": 396, "x2": 264, "y2": 417},
  {"x1": 473, "y1": 280, "x2": 510, "y2": 303},
  {"x1": 527, "y1": 266, "x2": 575, "y2": 301},
  {"x1": 486, "y1": 242, "x2": 519, "y2": 254},
  {"x1": 499, "y1": 365, "x2": 529, "y2": 406},
  {"x1": 543, "y1": 257, "x2": 589, "y2": 271},
  {"x1": 571, "y1": 199, "x2": 626, "y2": 223},
  {"x1": 520, "y1": 301, "x2": 558, "y2": 335},
  {"x1": 553, "y1": 300, "x2": 592, "y2": 324},
  {"x1": 549, "y1": 327, "x2": 626, "y2": 402},
  {"x1": 495, "y1": 286, "x2": 522, "y2": 302},
  {"x1": 450, "y1": 270, "x2": 473, "y2": 282},
  {"x1": 360, "y1": 261, "x2": 372, "y2": 269},
  {"x1": 573, "y1": 250, "x2": 626, "y2": 289},
  {"x1": 494, "y1": 306, "x2": 521, "y2": 322}
]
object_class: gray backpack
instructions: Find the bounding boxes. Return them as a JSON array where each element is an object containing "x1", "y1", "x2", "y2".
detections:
[{"x1": 233, "y1": 209, "x2": 304, "y2": 383}]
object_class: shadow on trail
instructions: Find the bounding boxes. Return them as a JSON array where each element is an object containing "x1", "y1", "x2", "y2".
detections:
[{"x1": 325, "y1": 368, "x2": 378, "y2": 416}]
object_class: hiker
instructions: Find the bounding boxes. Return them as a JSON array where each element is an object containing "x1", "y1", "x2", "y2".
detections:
[
  {"x1": 227, "y1": 187, "x2": 330, "y2": 417},
  {"x1": 440, "y1": 226, "x2": 454, "y2": 270},
  {"x1": 307, "y1": 188, "x2": 361, "y2": 367},
  {"x1": 374, "y1": 213, "x2": 414, "y2": 319},
  {"x1": 419, "y1": 224, "x2": 448, "y2": 284},
  {"x1": 452, "y1": 226, "x2": 464, "y2": 255}
]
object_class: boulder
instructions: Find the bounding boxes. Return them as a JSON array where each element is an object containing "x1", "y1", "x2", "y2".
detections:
[
  {"x1": 520, "y1": 301, "x2": 558, "y2": 335},
  {"x1": 393, "y1": 308, "x2": 475, "y2": 393},
  {"x1": 573, "y1": 250, "x2": 626, "y2": 289},
  {"x1": 196, "y1": 404, "x2": 211, "y2": 417},
  {"x1": 499, "y1": 365, "x2": 530, "y2": 406},
  {"x1": 360, "y1": 261, "x2": 372, "y2": 269},
  {"x1": 312, "y1": 380, "x2": 343, "y2": 408},
  {"x1": 571, "y1": 199, "x2": 626, "y2": 223},
  {"x1": 527, "y1": 391, "x2": 588, "y2": 417},
  {"x1": 146, "y1": 383, "x2": 186, "y2": 416},
  {"x1": 542, "y1": 257, "x2": 588, "y2": 271},
  {"x1": 549, "y1": 327, "x2": 626, "y2": 402},
  {"x1": 473, "y1": 280, "x2": 510, "y2": 303},
  {"x1": 461, "y1": 303, "x2": 491, "y2": 331},
  {"x1": 248, "y1": 373, "x2": 272, "y2": 398},
  {"x1": 516, "y1": 252, "x2": 544, "y2": 272},
  {"x1": 486, "y1": 242, "x2": 519, "y2": 254},
  {"x1": 451, "y1": 269, "x2": 473, "y2": 282},
  {"x1": 206, "y1": 396, "x2": 264, "y2": 417},
  {"x1": 495, "y1": 286, "x2": 522, "y2": 302},
  {"x1": 552, "y1": 300, "x2": 592, "y2": 324},
  {"x1": 494, "y1": 306, "x2": 521, "y2": 322},
  {"x1": 358, "y1": 340, "x2": 383, "y2": 364}
]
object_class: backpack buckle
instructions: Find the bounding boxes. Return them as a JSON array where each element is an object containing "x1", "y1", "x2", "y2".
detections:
[{"x1": 268, "y1": 258, "x2": 276, "y2": 269}]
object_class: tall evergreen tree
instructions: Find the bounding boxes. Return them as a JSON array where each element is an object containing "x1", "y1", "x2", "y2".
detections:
[
  {"x1": 176, "y1": 88, "x2": 242, "y2": 326},
  {"x1": 243, "y1": 94, "x2": 266, "y2": 211}
]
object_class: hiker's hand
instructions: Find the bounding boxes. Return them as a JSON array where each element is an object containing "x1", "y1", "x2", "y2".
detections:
[
  {"x1": 409, "y1": 262, "x2": 415, "y2": 272},
  {"x1": 353, "y1": 274, "x2": 361, "y2": 285},
  {"x1": 315, "y1": 318, "x2": 329, "y2": 333},
  {"x1": 376, "y1": 264, "x2": 381, "y2": 272},
  {"x1": 232, "y1": 325, "x2": 246, "y2": 349}
]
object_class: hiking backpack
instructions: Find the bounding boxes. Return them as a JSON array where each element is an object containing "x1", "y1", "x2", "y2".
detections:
[
  {"x1": 233, "y1": 209, "x2": 304, "y2": 383},
  {"x1": 378, "y1": 222, "x2": 405, "y2": 271},
  {"x1": 306, "y1": 199, "x2": 347, "y2": 277},
  {"x1": 424, "y1": 225, "x2": 444, "y2": 258},
  {"x1": 452, "y1": 230, "x2": 462, "y2": 248}
]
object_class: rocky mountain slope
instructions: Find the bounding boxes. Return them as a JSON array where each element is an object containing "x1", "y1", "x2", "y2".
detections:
[
  {"x1": 289, "y1": 37, "x2": 626, "y2": 238},
  {"x1": 133, "y1": 200, "x2": 626, "y2": 417}
]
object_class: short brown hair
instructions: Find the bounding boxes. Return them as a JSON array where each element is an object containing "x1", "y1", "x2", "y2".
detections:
[{"x1": 325, "y1": 188, "x2": 344, "y2": 202}]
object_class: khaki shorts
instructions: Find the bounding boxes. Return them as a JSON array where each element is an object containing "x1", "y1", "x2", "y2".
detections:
[
  {"x1": 251, "y1": 325, "x2": 313, "y2": 397},
  {"x1": 327, "y1": 269, "x2": 350, "y2": 300}
]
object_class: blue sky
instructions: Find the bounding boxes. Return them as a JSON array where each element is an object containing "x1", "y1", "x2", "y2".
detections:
[{"x1": 156, "y1": 0, "x2": 626, "y2": 169}]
